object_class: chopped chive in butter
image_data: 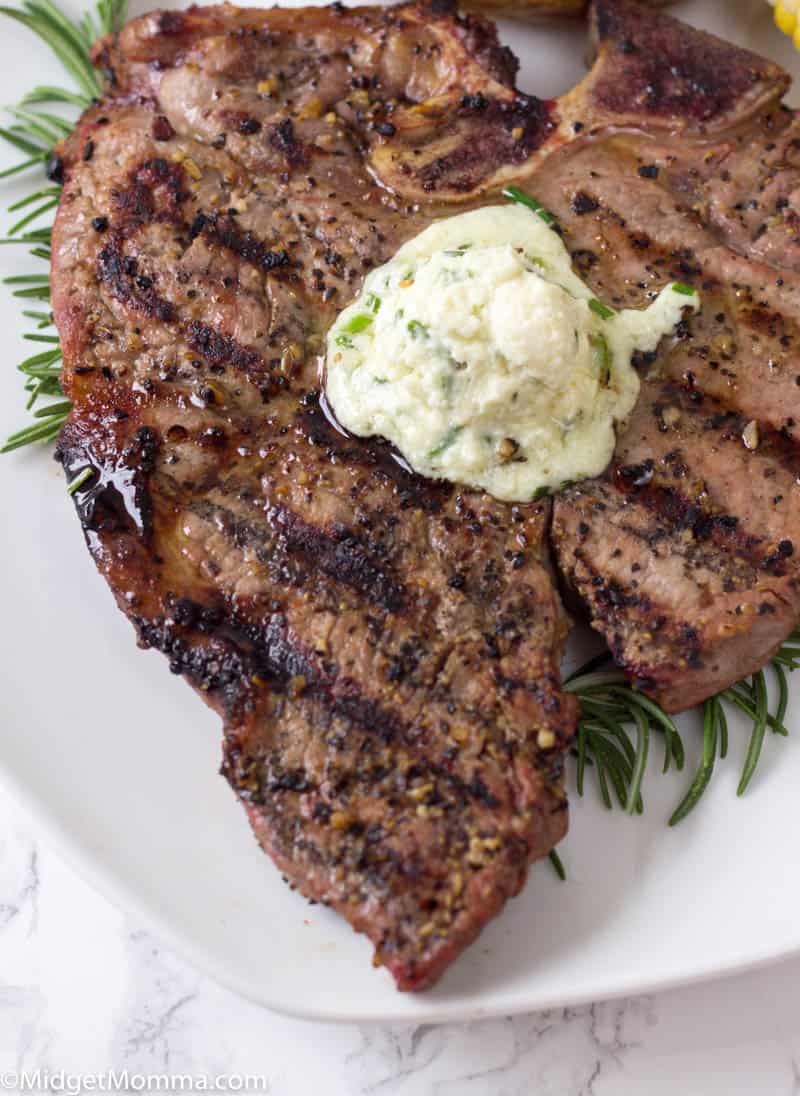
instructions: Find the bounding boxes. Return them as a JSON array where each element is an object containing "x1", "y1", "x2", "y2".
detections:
[
  {"x1": 429, "y1": 425, "x2": 462, "y2": 459},
  {"x1": 342, "y1": 313, "x2": 373, "y2": 335},
  {"x1": 590, "y1": 332, "x2": 612, "y2": 385},
  {"x1": 589, "y1": 298, "x2": 615, "y2": 320},
  {"x1": 502, "y1": 185, "x2": 557, "y2": 226}
]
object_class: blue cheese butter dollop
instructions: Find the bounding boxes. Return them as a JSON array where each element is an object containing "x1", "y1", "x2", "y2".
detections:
[{"x1": 325, "y1": 204, "x2": 699, "y2": 502}]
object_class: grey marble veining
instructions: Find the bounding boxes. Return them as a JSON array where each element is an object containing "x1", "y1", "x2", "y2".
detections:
[{"x1": 0, "y1": 791, "x2": 799, "y2": 1096}]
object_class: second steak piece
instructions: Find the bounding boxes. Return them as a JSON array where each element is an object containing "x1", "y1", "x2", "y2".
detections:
[{"x1": 551, "y1": 0, "x2": 800, "y2": 711}]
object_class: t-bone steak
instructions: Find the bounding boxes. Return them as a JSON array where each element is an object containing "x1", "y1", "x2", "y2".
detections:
[{"x1": 50, "y1": 0, "x2": 800, "y2": 988}]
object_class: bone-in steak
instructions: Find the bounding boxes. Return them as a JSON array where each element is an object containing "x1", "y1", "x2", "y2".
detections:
[{"x1": 49, "y1": 0, "x2": 800, "y2": 989}]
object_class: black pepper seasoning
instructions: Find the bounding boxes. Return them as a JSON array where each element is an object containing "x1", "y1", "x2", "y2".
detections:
[{"x1": 45, "y1": 153, "x2": 64, "y2": 183}]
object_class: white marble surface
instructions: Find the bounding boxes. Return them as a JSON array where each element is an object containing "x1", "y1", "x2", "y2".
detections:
[{"x1": 1, "y1": 792, "x2": 799, "y2": 1094}]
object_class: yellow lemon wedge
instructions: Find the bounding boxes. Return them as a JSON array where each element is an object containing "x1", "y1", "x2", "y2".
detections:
[{"x1": 772, "y1": 0, "x2": 800, "y2": 47}]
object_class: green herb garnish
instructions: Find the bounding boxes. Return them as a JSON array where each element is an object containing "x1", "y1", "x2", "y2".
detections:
[
  {"x1": 428, "y1": 425, "x2": 461, "y2": 459},
  {"x1": 548, "y1": 637, "x2": 799, "y2": 881},
  {"x1": 563, "y1": 631, "x2": 800, "y2": 829},
  {"x1": 502, "y1": 185, "x2": 556, "y2": 226},
  {"x1": 547, "y1": 849, "x2": 566, "y2": 881},
  {"x1": 407, "y1": 319, "x2": 428, "y2": 340},
  {"x1": 588, "y1": 297, "x2": 615, "y2": 320},
  {"x1": 589, "y1": 331, "x2": 612, "y2": 384},
  {"x1": 365, "y1": 292, "x2": 381, "y2": 313},
  {"x1": 0, "y1": 0, "x2": 128, "y2": 452},
  {"x1": 66, "y1": 465, "x2": 93, "y2": 494},
  {"x1": 341, "y1": 313, "x2": 372, "y2": 335},
  {"x1": 334, "y1": 333, "x2": 354, "y2": 349},
  {"x1": 671, "y1": 281, "x2": 697, "y2": 296}
]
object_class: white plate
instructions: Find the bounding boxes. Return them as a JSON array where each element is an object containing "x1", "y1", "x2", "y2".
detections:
[{"x1": 1, "y1": 0, "x2": 799, "y2": 1025}]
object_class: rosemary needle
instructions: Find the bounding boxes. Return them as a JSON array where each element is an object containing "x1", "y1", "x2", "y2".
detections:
[
  {"x1": 717, "y1": 700, "x2": 729, "y2": 760},
  {"x1": 774, "y1": 662, "x2": 789, "y2": 731},
  {"x1": 548, "y1": 849, "x2": 566, "y2": 881},
  {"x1": 627, "y1": 707, "x2": 649, "y2": 816},
  {"x1": 66, "y1": 465, "x2": 92, "y2": 493},
  {"x1": 668, "y1": 698, "x2": 719, "y2": 827},
  {"x1": 737, "y1": 670, "x2": 769, "y2": 796}
]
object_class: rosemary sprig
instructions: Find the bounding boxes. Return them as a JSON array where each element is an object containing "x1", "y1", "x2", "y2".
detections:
[
  {"x1": 547, "y1": 632, "x2": 800, "y2": 878},
  {"x1": 0, "y1": 0, "x2": 127, "y2": 453},
  {"x1": 563, "y1": 628, "x2": 800, "y2": 829}
]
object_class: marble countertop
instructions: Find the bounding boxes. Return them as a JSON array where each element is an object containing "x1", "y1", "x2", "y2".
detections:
[{"x1": 1, "y1": 793, "x2": 798, "y2": 1095}]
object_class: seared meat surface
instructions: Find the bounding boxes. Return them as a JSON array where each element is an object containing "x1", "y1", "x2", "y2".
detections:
[
  {"x1": 53, "y1": 0, "x2": 576, "y2": 992},
  {"x1": 551, "y1": 1, "x2": 800, "y2": 710},
  {"x1": 49, "y1": 0, "x2": 800, "y2": 988}
]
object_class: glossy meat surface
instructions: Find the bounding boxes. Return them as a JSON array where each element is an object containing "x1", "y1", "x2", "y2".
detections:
[{"x1": 53, "y1": 0, "x2": 576, "y2": 991}]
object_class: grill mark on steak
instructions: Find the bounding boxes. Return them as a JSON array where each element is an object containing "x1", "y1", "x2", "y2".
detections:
[
  {"x1": 98, "y1": 157, "x2": 278, "y2": 368},
  {"x1": 327, "y1": 685, "x2": 413, "y2": 748},
  {"x1": 215, "y1": 611, "x2": 460, "y2": 757},
  {"x1": 646, "y1": 380, "x2": 800, "y2": 486},
  {"x1": 97, "y1": 237, "x2": 268, "y2": 374},
  {"x1": 570, "y1": 545, "x2": 659, "y2": 620},
  {"x1": 185, "y1": 320, "x2": 265, "y2": 374},
  {"x1": 135, "y1": 606, "x2": 399, "y2": 729},
  {"x1": 112, "y1": 156, "x2": 190, "y2": 230},
  {"x1": 97, "y1": 236, "x2": 176, "y2": 322},
  {"x1": 264, "y1": 502, "x2": 407, "y2": 614},
  {"x1": 137, "y1": 603, "x2": 409, "y2": 735},
  {"x1": 97, "y1": 157, "x2": 188, "y2": 318},
  {"x1": 612, "y1": 467, "x2": 775, "y2": 572},
  {"x1": 189, "y1": 211, "x2": 291, "y2": 274},
  {"x1": 190, "y1": 490, "x2": 409, "y2": 613},
  {"x1": 136, "y1": 613, "x2": 261, "y2": 713}
]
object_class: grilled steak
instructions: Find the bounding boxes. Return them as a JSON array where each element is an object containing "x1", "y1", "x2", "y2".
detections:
[
  {"x1": 52, "y1": 0, "x2": 576, "y2": 992},
  {"x1": 550, "y1": 0, "x2": 800, "y2": 710},
  {"x1": 48, "y1": 0, "x2": 800, "y2": 989}
]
